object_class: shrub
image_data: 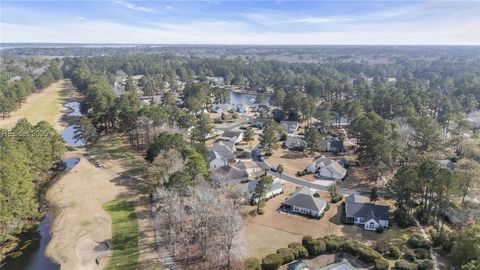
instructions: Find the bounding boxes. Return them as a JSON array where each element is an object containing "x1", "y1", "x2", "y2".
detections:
[
  {"x1": 261, "y1": 253, "x2": 283, "y2": 270},
  {"x1": 276, "y1": 248, "x2": 295, "y2": 264},
  {"x1": 376, "y1": 226, "x2": 385, "y2": 233},
  {"x1": 325, "y1": 203, "x2": 330, "y2": 211},
  {"x1": 302, "y1": 236, "x2": 326, "y2": 256},
  {"x1": 375, "y1": 240, "x2": 390, "y2": 254},
  {"x1": 388, "y1": 246, "x2": 401, "y2": 260},
  {"x1": 257, "y1": 208, "x2": 265, "y2": 215},
  {"x1": 331, "y1": 193, "x2": 343, "y2": 203},
  {"x1": 407, "y1": 234, "x2": 430, "y2": 249},
  {"x1": 418, "y1": 260, "x2": 434, "y2": 270},
  {"x1": 402, "y1": 249, "x2": 417, "y2": 262},
  {"x1": 375, "y1": 258, "x2": 390, "y2": 270},
  {"x1": 414, "y1": 248, "x2": 431, "y2": 260},
  {"x1": 324, "y1": 235, "x2": 346, "y2": 252},
  {"x1": 395, "y1": 208, "x2": 415, "y2": 228},
  {"x1": 431, "y1": 230, "x2": 453, "y2": 252},
  {"x1": 288, "y1": 242, "x2": 309, "y2": 258},
  {"x1": 395, "y1": 259, "x2": 418, "y2": 270},
  {"x1": 244, "y1": 257, "x2": 261, "y2": 270},
  {"x1": 342, "y1": 240, "x2": 381, "y2": 263},
  {"x1": 314, "y1": 192, "x2": 320, "y2": 198}
]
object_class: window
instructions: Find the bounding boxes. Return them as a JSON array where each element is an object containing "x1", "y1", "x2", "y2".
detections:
[{"x1": 369, "y1": 222, "x2": 375, "y2": 229}]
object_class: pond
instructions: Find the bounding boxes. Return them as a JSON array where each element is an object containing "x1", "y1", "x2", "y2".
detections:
[
  {"x1": 229, "y1": 91, "x2": 269, "y2": 106},
  {"x1": 1, "y1": 158, "x2": 79, "y2": 270},
  {"x1": 61, "y1": 101, "x2": 86, "y2": 147}
]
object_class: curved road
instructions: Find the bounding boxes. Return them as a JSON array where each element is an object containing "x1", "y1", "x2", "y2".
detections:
[{"x1": 250, "y1": 145, "x2": 374, "y2": 197}]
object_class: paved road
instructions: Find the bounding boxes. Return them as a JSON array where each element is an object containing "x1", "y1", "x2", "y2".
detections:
[
  {"x1": 216, "y1": 115, "x2": 254, "y2": 132},
  {"x1": 250, "y1": 145, "x2": 374, "y2": 197}
]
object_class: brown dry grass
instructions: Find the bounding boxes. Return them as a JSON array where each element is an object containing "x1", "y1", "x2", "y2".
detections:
[
  {"x1": 0, "y1": 79, "x2": 77, "y2": 132},
  {"x1": 242, "y1": 183, "x2": 420, "y2": 259}
]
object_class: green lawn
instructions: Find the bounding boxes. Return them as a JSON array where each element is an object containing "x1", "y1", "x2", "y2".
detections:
[{"x1": 103, "y1": 199, "x2": 139, "y2": 270}]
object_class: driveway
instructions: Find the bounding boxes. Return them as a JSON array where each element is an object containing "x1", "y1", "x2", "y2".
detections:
[{"x1": 250, "y1": 145, "x2": 374, "y2": 197}]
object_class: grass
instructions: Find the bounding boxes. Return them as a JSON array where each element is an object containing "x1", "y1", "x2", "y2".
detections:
[
  {"x1": 0, "y1": 80, "x2": 68, "y2": 131},
  {"x1": 103, "y1": 199, "x2": 139, "y2": 270}
]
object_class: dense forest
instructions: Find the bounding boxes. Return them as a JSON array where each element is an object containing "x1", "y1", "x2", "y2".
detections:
[{"x1": 0, "y1": 119, "x2": 65, "y2": 257}]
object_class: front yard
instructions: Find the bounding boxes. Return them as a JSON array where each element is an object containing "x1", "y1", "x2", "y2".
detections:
[{"x1": 242, "y1": 183, "x2": 420, "y2": 259}]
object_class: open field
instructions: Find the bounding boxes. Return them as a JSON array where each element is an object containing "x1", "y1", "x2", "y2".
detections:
[
  {"x1": 46, "y1": 155, "x2": 127, "y2": 270},
  {"x1": 103, "y1": 200, "x2": 139, "y2": 270},
  {"x1": 242, "y1": 183, "x2": 419, "y2": 259},
  {"x1": 0, "y1": 79, "x2": 76, "y2": 132}
]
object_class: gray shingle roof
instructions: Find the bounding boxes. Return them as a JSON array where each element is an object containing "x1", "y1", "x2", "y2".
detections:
[
  {"x1": 345, "y1": 196, "x2": 389, "y2": 221},
  {"x1": 284, "y1": 187, "x2": 326, "y2": 212},
  {"x1": 212, "y1": 164, "x2": 248, "y2": 182},
  {"x1": 241, "y1": 178, "x2": 282, "y2": 194}
]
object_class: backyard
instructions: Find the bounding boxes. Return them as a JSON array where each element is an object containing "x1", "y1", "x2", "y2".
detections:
[{"x1": 242, "y1": 183, "x2": 419, "y2": 259}]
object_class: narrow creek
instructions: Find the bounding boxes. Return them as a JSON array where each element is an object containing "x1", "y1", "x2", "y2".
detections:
[{"x1": 2, "y1": 100, "x2": 85, "y2": 269}]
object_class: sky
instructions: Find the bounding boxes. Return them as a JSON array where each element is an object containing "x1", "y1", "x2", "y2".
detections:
[{"x1": 1, "y1": 0, "x2": 479, "y2": 45}]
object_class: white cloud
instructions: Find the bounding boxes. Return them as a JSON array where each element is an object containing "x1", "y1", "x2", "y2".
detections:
[
  {"x1": 1, "y1": 16, "x2": 479, "y2": 45},
  {"x1": 287, "y1": 17, "x2": 355, "y2": 24},
  {"x1": 75, "y1": 16, "x2": 86, "y2": 20},
  {"x1": 113, "y1": 1, "x2": 155, "y2": 13}
]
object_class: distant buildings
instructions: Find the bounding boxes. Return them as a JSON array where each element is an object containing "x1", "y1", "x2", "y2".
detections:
[
  {"x1": 219, "y1": 131, "x2": 244, "y2": 144},
  {"x1": 281, "y1": 120, "x2": 300, "y2": 134}
]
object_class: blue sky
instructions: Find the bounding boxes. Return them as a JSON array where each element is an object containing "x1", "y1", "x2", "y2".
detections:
[{"x1": 1, "y1": 1, "x2": 479, "y2": 44}]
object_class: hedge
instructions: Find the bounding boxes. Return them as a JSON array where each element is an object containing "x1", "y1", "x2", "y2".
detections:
[
  {"x1": 331, "y1": 193, "x2": 343, "y2": 203},
  {"x1": 414, "y1": 248, "x2": 431, "y2": 260},
  {"x1": 374, "y1": 258, "x2": 390, "y2": 270},
  {"x1": 402, "y1": 249, "x2": 417, "y2": 262},
  {"x1": 276, "y1": 248, "x2": 295, "y2": 264},
  {"x1": 395, "y1": 259, "x2": 418, "y2": 270},
  {"x1": 407, "y1": 234, "x2": 430, "y2": 249},
  {"x1": 288, "y1": 242, "x2": 309, "y2": 258},
  {"x1": 302, "y1": 236, "x2": 326, "y2": 256},
  {"x1": 245, "y1": 257, "x2": 261, "y2": 270},
  {"x1": 261, "y1": 253, "x2": 284, "y2": 270},
  {"x1": 324, "y1": 235, "x2": 347, "y2": 252},
  {"x1": 388, "y1": 246, "x2": 401, "y2": 260},
  {"x1": 342, "y1": 240, "x2": 382, "y2": 263},
  {"x1": 418, "y1": 260, "x2": 434, "y2": 270}
]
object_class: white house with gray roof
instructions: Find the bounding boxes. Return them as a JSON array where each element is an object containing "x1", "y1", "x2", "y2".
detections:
[
  {"x1": 282, "y1": 187, "x2": 327, "y2": 218},
  {"x1": 345, "y1": 194, "x2": 389, "y2": 230},
  {"x1": 307, "y1": 156, "x2": 347, "y2": 180},
  {"x1": 281, "y1": 120, "x2": 300, "y2": 134},
  {"x1": 241, "y1": 178, "x2": 283, "y2": 203}
]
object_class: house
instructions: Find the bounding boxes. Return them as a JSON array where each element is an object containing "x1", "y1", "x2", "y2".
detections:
[
  {"x1": 220, "y1": 131, "x2": 244, "y2": 144},
  {"x1": 254, "y1": 117, "x2": 271, "y2": 128},
  {"x1": 251, "y1": 104, "x2": 271, "y2": 113},
  {"x1": 439, "y1": 159, "x2": 455, "y2": 171},
  {"x1": 211, "y1": 163, "x2": 249, "y2": 185},
  {"x1": 236, "y1": 104, "x2": 250, "y2": 114},
  {"x1": 211, "y1": 141, "x2": 235, "y2": 158},
  {"x1": 281, "y1": 120, "x2": 299, "y2": 134},
  {"x1": 241, "y1": 178, "x2": 283, "y2": 203},
  {"x1": 282, "y1": 186, "x2": 327, "y2": 218},
  {"x1": 345, "y1": 194, "x2": 389, "y2": 230},
  {"x1": 320, "y1": 137, "x2": 344, "y2": 153},
  {"x1": 208, "y1": 150, "x2": 232, "y2": 169},
  {"x1": 212, "y1": 104, "x2": 232, "y2": 113},
  {"x1": 285, "y1": 135, "x2": 306, "y2": 149},
  {"x1": 306, "y1": 156, "x2": 347, "y2": 180},
  {"x1": 330, "y1": 138, "x2": 345, "y2": 153}
]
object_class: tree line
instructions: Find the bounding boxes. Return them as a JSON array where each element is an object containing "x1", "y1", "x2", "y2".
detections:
[
  {"x1": 0, "y1": 59, "x2": 63, "y2": 118},
  {"x1": 0, "y1": 119, "x2": 65, "y2": 255}
]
